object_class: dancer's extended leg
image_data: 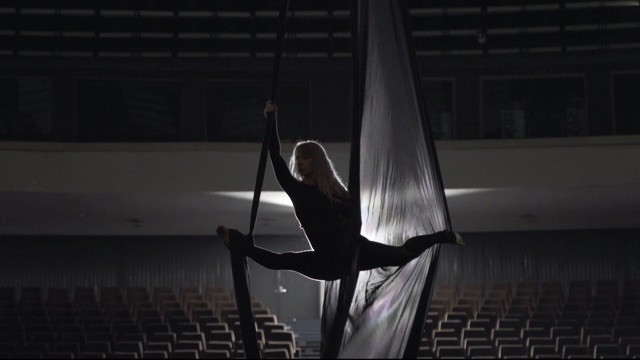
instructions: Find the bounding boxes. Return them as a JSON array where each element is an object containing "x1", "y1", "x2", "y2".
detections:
[
  {"x1": 217, "y1": 225, "x2": 348, "y2": 281},
  {"x1": 357, "y1": 231, "x2": 463, "y2": 271},
  {"x1": 247, "y1": 247, "x2": 348, "y2": 281}
]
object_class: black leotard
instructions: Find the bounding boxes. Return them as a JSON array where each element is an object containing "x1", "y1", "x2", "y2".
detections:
[{"x1": 268, "y1": 117, "x2": 351, "y2": 257}]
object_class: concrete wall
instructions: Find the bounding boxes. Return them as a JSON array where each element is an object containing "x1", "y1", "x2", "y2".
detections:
[{"x1": 1, "y1": 135, "x2": 638, "y2": 193}]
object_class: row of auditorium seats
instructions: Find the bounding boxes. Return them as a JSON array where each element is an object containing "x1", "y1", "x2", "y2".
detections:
[
  {"x1": 0, "y1": 286, "x2": 298, "y2": 359},
  {"x1": 1, "y1": 280, "x2": 638, "y2": 359},
  {"x1": 419, "y1": 280, "x2": 640, "y2": 359}
]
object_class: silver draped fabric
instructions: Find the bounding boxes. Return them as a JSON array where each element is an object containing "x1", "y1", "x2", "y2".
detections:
[{"x1": 322, "y1": 0, "x2": 452, "y2": 358}]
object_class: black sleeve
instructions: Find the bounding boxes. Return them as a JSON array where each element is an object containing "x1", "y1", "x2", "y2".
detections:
[{"x1": 268, "y1": 115, "x2": 298, "y2": 193}]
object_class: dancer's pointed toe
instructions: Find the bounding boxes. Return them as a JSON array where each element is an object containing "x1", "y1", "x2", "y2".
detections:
[{"x1": 216, "y1": 225, "x2": 231, "y2": 249}]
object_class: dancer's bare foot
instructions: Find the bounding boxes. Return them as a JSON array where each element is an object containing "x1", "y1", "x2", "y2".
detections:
[
  {"x1": 435, "y1": 230, "x2": 465, "y2": 246},
  {"x1": 216, "y1": 225, "x2": 230, "y2": 249}
]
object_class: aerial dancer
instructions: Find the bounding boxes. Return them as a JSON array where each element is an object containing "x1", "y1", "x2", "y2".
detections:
[{"x1": 217, "y1": 101, "x2": 464, "y2": 281}]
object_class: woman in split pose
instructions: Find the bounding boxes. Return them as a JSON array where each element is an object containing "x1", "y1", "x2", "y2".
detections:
[{"x1": 217, "y1": 101, "x2": 463, "y2": 281}]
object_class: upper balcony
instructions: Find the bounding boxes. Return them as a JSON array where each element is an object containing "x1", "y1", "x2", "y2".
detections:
[{"x1": 0, "y1": 1, "x2": 639, "y2": 235}]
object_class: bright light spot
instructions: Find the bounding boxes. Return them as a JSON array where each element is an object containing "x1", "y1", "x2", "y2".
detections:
[
  {"x1": 211, "y1": 188, "x2": 490, "y2": 207},
  {"x1": 210, "y1": 191, "x2": 294, "y2": 207},
  {"x1": 444, "y1": 188, "x2": 493, "y2": 197}
]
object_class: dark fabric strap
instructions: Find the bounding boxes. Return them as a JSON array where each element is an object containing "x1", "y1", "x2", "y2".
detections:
[
  {"x1": 229, "y1": 234, "x2": 260, "y2": 358},
  {"x1": 231, "y1": 1, "x2": 290, "y2": 359},
  {"x1": 320, "y1": 1, "x2": 367, "y2": 358},
  {"x1": 249, "y1": 0, "x2": 290, "y2": 235}
]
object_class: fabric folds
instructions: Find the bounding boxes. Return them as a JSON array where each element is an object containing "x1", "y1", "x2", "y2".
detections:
[{"x1": 321, "y1": 0, "x2": 453, "y2": 358}]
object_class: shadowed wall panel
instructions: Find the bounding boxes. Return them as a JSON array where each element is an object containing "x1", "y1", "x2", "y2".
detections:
[
  {"x1": 1, "y1": 229, "x2": 638, "y2": 311},
  {"x1": 435, "y1": 229, "x2": 640, "y2": 294},
  {"x1": 0, "y1": 236, "x2": 233, "y2": 291}
]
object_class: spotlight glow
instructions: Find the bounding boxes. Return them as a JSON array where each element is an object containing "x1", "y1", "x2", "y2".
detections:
[
  {"x1": 210, "y1": 191, "x2": 294, "y2": 207},
  {"x1": 211, "y1": 188, "x2": 490, "y2": 207}
]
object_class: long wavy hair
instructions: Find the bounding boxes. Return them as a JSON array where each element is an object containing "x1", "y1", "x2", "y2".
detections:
[{"x1": 289, "y1": 140, "x2": 349, "y2": 203}]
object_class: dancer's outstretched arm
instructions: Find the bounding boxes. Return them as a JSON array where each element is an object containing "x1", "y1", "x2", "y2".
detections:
[{"x1": 264, "y1": 101, "x2": 297, "y2": 192}]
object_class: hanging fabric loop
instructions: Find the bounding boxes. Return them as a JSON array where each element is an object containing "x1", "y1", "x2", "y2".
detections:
[
  {"x1": 248, "y1": 0, "x2": 290, "y2": 236},
  {"x1": 320, "y1": 0, "x2": 452, "y2": 357},
  {"x1": 230, "y1": 1, "x2": 291, "y2": 359}
]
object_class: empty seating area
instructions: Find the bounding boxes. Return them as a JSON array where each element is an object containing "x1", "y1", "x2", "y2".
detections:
[
  {"x1": 0, "y1": 286, "x2": 298, "y2": 359},
  {"x1": 2, "y1": 280, "x2": 639, "y2": 359},
  {"x1": 420, "y1": 280, "x2": 640, "y2": 359}
]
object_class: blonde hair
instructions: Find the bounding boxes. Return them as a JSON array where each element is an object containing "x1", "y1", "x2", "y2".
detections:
[{"x1": 290, "y1": 140, "x2": 349, "y2": 203}]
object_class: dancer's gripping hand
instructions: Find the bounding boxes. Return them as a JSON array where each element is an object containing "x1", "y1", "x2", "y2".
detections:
[{"x1": 263, "y1": 100, "x2": 277, "y2": 119}]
